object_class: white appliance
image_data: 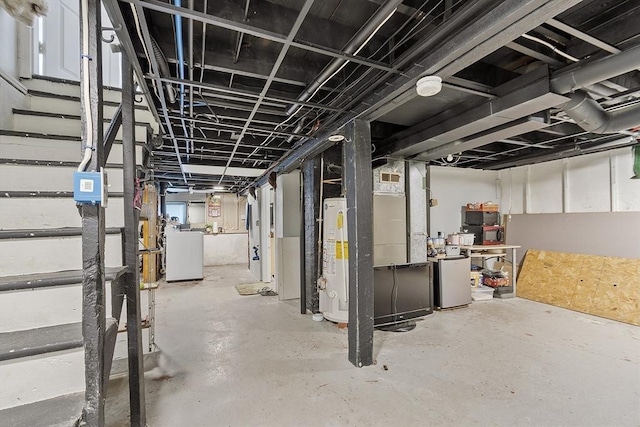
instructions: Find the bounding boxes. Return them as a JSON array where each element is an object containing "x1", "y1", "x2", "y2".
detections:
[
  {"x1": 318, "y1": 198, "x2": 349, "y2": 323},
  {"x1": 432, "y1": 257, "x2": 471, "y2": 308},
  {"x1": 165, "y1": 229, "x2": 204, "y2": 281}
]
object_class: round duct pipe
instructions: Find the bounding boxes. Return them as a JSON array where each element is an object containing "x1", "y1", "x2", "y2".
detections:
[{"x1": 564, "y1": 90, "x2": 640, "y2": 134}]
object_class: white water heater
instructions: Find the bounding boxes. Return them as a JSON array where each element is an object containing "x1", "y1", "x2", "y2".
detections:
[{"x1": 318, "y1": 197, "x2": 349, "y2": 323}]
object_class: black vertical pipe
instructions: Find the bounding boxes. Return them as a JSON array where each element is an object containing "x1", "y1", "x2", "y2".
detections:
[
  {"x1": 122, "y1": 52, "x2": 147, "y2": 426},
  {"x1": 79, "y1": 0, "x2": 105, "y2": 424},
  {"x1": 301, "y1": 157, "x2": 321, "y2": 314},
  {"x1": 299, "y1": 171, "x2": 306, "y2": 314},
  {"x1": 404, "y1": 161, "x2": 412, "y2": 263},
  {"x1": 343, "y1": 119, "x2": 374, "y2": 368},
  {"x1": 159, "y1": 182, "x2": 167, "y2": 219}
]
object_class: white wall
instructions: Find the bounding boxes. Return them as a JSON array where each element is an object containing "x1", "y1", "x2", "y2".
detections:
[
  {"x1": 0, "y1": 10, "x2": 19, "y2": 78},
  {"x1": 428, "y1": 165, "x2": 500, "y2": 236},
  {"x1": 500, "y1": 147, "x2": 640, "y2": 214}
]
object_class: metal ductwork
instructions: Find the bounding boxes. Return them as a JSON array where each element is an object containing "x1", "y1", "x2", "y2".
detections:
[
  {"x1": 563, "y1": 90, "x2": 640, "y2": 134},
  {"x1": 551, "y1": 45, "x2": 640, "y2": 134},
  {"x1": 284, "y1": 0, "x2": 403, "y2": 116},
  {"x1": 550, "y1": 44, "x2": 640, "y2": 94},
  {"x1": 285, "y1": 118, "x2": 306, "y2": 143},
  {"x1": 150, "y1": 36, "x2": 177, "y2": 104}
]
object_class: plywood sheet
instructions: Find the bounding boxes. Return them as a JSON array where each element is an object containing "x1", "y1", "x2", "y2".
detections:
[{"x1": 518, "y1": 250, "x2": 640, "y2": 326}]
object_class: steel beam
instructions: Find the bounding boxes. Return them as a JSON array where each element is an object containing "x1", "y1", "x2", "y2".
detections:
[
  {"x1": 120, "y1": 0, "x2": 397, "y2": 73},
  {"x1": 79, "y1": 0, "x2": 106, "y2": 425},
  {"x1": 218, "y1": 0, "x2": 316, "y2": 184},
  {"x1": 342, "y1": 119, "x2": 374, "y2": 368},
  {"x1": 301, "y1": 157, "x2": 321, "y2": 314},
  {"x1": 255, "y1": 0, "x2": 583, "y2": 183},
  {"x1": 156, "y1": 76, "x2": 346, "y2": 113},
  {"x1": 128, "y1": 1, "x2": 188, "y2": 184},
  {"x1": 103, "y1": 104, "x2": 122, "y2": 164},
  {"x1": 122, "y1": 53, "x2": 147, "y2": 427},
  {"x1": 386, "y1": 66, "x2": 569, "y2": 157}
]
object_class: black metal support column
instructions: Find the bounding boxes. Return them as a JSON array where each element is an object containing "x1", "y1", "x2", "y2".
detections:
[
  {"x1": 122, "y1": 52, "x2": 147, "y2": 427},
  {"x1": 79, "y1": 0, "x2": 105, "y2": 424},
  {"x1": 301, "y1": 157, "x2": 321, "y2": 314},
  {"x1": 342, "y1": 119, "x2": 374, "y2": 368},
  {"x1": 159, "y1": 182, "x2": 167, "y2": 219}
]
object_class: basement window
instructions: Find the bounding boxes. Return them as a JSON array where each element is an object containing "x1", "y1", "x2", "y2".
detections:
[{"x1": 380, "y1": 172, "x2": 401, "y2": 183}]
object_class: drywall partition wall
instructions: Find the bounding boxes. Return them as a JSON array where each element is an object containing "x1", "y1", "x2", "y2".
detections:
[
  {"x1": 203, "y1": 233, "x2": 248, "y2": 266},
  {"x1": 428, "y1": 165, "x2": 500, "y2": 236},
  {"x1": 259, "y1": 185, "x2": 272, "y2": 283},
  {"x1": 274, "y1": 171, "x2": 301, "y2": 300},
  {"x1": 247, "y1": 195, "x2": 261, "y2": 280},
  {"x1": 500, "y1": 147, "x2": 640, "y2": 214},
  {"x1": 505, "y1": 212, "x2": 640, "y2": 265}
]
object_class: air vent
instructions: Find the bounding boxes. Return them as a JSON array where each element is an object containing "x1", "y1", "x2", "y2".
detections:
[{"x1": 380, "y1": 172, "x2": 401, "y2": 183}]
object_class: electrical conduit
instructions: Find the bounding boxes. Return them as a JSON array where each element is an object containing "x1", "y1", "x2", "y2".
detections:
[{"x1": 174, "y1": 0, "x2": 190, "y2": 160}]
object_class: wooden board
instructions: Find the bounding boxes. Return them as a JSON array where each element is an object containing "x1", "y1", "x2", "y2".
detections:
[{"x1": 518, "y1": 250, "x2": 640, "y2": 326}]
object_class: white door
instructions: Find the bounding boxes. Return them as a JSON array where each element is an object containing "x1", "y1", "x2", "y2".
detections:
[{"x1": 39, "y1": 0, "x2": 121, "y2": 87}]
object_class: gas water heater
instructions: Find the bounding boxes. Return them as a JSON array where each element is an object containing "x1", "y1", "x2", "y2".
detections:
[{"x1": 318, "y1": 197, "x2": 349, "y2": 323}]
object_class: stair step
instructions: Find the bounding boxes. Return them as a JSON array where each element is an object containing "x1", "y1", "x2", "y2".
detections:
[
  {"x1": 0, "y1": 266, "x2": 126, "y2": 292},
  {"x1": 21, "y1": 75, "x2": 126, "y2": 103},
  {"x1": 28, "y1": 90, "x2": 158, "y2": 134},
  {"x1": 12, "y1": 109, "x2": 150, "y2": 141},
  {"x1": 0, "y1": 163, "x2": 124, "y2": 192},
  {"x1": 0, "y1": 391, "x2": 83, "y2": 427},
  {"x1": 0, "y1": 227, "x2": 123, "y2": 240},
  {"x1": 0, "y1": 322, "x2": 83, "y2": 361},
  {"x1": 0, "y1": 268, "x2": 136, "y2": 332},
  {"x1": 0, "y1": 197, "x2": 125, "y2": 229},
  {"x1": 0, "y1": 233, "x2": 124, "y2": 276},
  {"x1": 0, "y1": 131, "x2": 144, "y2": 165}
]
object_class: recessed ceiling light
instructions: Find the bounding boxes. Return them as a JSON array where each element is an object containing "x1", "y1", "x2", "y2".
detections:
[
  {"x1": 328, "y1": 135, "x2": 345, "y2": 142},
  {"x1": 416, "y1": 75, "x2": 442, "y2": 97}
]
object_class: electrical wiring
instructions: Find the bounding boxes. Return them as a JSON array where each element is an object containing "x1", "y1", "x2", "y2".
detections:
[
  {"x1": 78, "y1": 0, "x2": 93, "y2": 172},
  {"x1": 521, "y1": 33, "x2": 579, "y2": 63},
  {"x1": 284, "y1": 0, "x2": 464, "y2": 141}
]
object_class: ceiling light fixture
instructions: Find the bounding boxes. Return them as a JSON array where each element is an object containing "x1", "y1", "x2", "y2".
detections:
[
  {"x1": 416, "y1": 75, "x2": 442, "y2": 97},
  {"x1": 213, "y1": 186, "x2": 225, "y2": 191},
  {"x1": 328, "y1": 135, "x2": 345, "y2": 142}
]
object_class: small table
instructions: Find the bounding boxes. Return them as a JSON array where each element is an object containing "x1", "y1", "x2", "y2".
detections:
[{"x1": 460, "y1": 245, "x2": 521, "y2": 297}]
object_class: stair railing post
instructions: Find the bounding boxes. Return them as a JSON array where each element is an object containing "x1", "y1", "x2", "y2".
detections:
[
  {"x1": 122, "y1": 51, "x2": 147, "y2": 427},
  {"x1": 79, "y1": 0, "x2": 106, "y2": 424}
]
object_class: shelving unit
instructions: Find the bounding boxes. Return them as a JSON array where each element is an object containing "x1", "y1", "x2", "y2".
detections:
[
  {"x1": 460, "y1": 245, "x2": 521, "y2": 297},
  {"x1": 137, "y1": 183, "x2": 160, "y2": 351}
]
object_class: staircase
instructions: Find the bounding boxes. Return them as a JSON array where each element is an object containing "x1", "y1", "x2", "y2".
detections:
[{"x1": 0, "y1": 75, "x2": 157, "y2": 423}]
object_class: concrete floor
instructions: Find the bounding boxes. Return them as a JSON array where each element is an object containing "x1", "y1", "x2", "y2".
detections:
[{"x1": 107, "y1": 264, "x2": 640, "y2": 427}]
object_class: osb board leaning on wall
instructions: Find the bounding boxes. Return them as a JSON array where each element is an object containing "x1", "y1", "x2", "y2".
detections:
[{"x1": 518, "y1": 250, "x2": 640, "y2": 326}]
